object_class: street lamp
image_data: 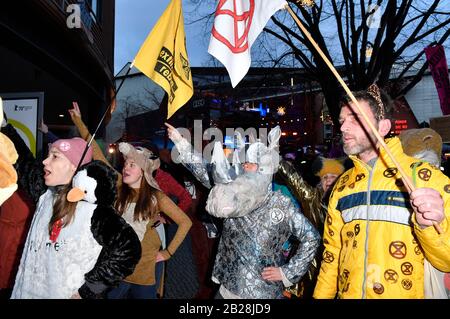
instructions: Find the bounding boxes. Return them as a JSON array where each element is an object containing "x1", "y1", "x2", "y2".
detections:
[
  {"x1": 297, "y1": 0, "x2": 315, "y2": 7},
  {"x1": 277, "y1": 106, "x2": 286, "y2": 116},
  {"x1": 366, "y1": 42, "x2": 373, "y2": 59}
]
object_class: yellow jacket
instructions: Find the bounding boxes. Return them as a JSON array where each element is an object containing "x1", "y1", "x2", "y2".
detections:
[{"x1": 314, "y1": 137, "x2": 450, "y2": 299}]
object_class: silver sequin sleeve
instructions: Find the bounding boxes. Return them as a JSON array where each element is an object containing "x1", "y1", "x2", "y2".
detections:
[
  {"x1": 174, "y1": 138, "x2": 212, "y2": 189},
  {"x1": 280, "y1": 201, "x2": 321, "y2": 283}
]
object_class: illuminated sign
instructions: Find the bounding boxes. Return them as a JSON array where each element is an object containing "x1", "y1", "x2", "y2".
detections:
[{"x1": 394, "y1": 119, "x2": 408, "y2": 134}]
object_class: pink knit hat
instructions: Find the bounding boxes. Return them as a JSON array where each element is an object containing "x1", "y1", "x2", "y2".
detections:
[{"x1": 51, "y1": 137, "x2": 93, "y2": 167}]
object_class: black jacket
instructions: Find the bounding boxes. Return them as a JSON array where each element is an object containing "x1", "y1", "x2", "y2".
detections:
[
  {"x1": 75, "y1": 161, "x2": 142, "y2": 299},
  {"x1": 78, "y1": 205, "x2": 142, "y2": 298}
]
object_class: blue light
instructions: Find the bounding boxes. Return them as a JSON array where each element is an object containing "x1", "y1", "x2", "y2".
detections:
[
  {"x1": 259, "y1": 102, "x2": 267, "y2": 117},
  {"x1": 224, "y1": 135, "x2": 234, "y2": 148}
]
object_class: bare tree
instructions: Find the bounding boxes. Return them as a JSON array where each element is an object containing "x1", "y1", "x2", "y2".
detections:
[
  {"x1": 264, "y1": 0, "x2": 450, "y2": 125},
  {"x1": 116, "y1": 85, "x2": 162, "y2": 121},
  {"x1": 106, "y1": 84, "x2": 164, "y2": 143},
  {"x1": 118, "y1": 98, "x2": 149, "y2": 122},
  {"x1": 187, "y1": 0, "x2": 450, "y2": 126}
]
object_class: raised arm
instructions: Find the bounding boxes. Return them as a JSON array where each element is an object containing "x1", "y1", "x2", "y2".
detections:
[
  {"x1": 165, "y1": 122, "x2": 212, "y2": 189},
  {"x1": 69, "y1": 102, "x2": 122, "y2": 188},
  {"x1": 38, "y1": 120, "x2": 59, "y2": 143}
]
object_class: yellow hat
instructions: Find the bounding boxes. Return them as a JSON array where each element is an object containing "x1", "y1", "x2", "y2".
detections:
[{"x1": 313, "y1": 157, "x2": 345, "y2": 178}]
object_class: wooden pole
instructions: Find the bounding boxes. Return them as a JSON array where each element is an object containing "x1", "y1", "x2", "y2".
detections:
[{"x1": 285, "y1": 4, "x2": 442, "y2": 234}]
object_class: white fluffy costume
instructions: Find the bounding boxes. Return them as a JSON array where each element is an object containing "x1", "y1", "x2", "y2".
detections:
[
  {"x1": 12, "y1": 161, "x2": 141, "y2": 299},
  {"x1": 171, "y1": 126, "x2": 320, "y2": 298}
]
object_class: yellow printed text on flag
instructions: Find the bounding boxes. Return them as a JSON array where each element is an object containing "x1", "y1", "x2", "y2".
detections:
[{"x1": 132, "y1": 0, "x2": 193, "y2": 119}]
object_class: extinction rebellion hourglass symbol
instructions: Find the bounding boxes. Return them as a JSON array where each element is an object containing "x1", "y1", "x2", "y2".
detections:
[{"x1": 211, "y1": 0, "x2": 255, "y2": 53}]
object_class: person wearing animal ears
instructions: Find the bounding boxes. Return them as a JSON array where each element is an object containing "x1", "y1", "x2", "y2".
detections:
[
  {"x1": 104, "y1": 142, "x2": 192, "y2": 299},
  {"x1": 1, "y1": 103, "x2": 140, "y2": 299},
  {"x1": 165, "y1": 122, "x2": 319, "y2": 299},
  {"x1": 67, "y1": 103, "x2": 192, "y2": 299},
  {"x1": 314, "y1": 84, "x2": 450, "y2": 299},
  {"x1": 8, "y1": 132, "x2": 141, "y2": 298},
  {"x1": 69, "y1": 102, "x2": 192, "y2": 216}
]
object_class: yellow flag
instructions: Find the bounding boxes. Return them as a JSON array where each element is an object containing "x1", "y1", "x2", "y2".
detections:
[{"x1": 132, "y1": 0, "x2": 193, "y2": 119}]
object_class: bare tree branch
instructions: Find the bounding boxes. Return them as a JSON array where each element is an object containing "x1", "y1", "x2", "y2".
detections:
[
  {"x1": 396, "y1": 26, "x2": 450, "y2": 97},
  {"x1": 188, "y1": 0, "x2": 450, "y2": 124},
  {"x1": 263, "y1": 26, "x2": 316, "y2": 73},
  {"x1": 394, "y1": 0, "x2": 441, "y2": 57},
  {"x1": 331, "y1": 0, "x2": 354, "y2": 84}
]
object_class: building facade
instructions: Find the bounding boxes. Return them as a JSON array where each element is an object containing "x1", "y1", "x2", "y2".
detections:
[
  {"x1": 0, "y1": 0, "x2": 115, "y2": 156},
  {"x1": 111, "y1": 63, "x2": 447, "y2": 153}
]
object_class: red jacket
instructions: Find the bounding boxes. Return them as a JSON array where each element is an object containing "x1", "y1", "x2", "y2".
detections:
[
  {"x1": 0, "y1": 190, "x2": 35, "y2": 288},
  {"x1": 155, "y1": 169, "x2": 192, "y2": 213}
]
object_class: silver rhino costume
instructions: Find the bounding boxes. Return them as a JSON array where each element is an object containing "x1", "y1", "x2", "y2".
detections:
[{"x1": 171, "y1": 126, "x2": 319, "y2": 298}]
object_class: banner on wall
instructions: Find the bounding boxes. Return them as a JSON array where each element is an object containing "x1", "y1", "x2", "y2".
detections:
[
  {"x1": 0, "y1": 92, "x2": 44, "y2": 158},
  {"x1": 424, "y1": 44, "x2": 450, "y2": 115}
]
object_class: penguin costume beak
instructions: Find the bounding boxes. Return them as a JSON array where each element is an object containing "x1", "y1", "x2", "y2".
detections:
[{"x1": 67, "y1": 187, "x2": 85, "y2": 202}]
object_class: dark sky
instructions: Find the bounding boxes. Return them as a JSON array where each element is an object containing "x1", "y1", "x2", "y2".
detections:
[{"x1": 114, "y1": 0, "x2": 214, "y2": 74}]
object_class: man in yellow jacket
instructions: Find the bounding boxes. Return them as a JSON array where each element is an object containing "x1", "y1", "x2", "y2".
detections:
[{"x1": 313, "y1": 84, "x2": 450, "y2": 299}]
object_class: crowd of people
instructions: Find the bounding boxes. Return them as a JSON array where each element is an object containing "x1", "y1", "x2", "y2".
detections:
[{"x1": 0, "y1": 84, "x2": 449, "y2": 299}]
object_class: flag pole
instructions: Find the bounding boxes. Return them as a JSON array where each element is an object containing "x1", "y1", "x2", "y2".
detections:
[
  {"x1": 76, "y1": 63, "x2": 133, "y2": 171},
  {"x1": 284, "y1": 4, "x2": 442, "y2": 233}
]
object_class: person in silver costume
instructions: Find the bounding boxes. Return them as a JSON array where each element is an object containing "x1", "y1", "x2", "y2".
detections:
[{"x1": 165, "y1": 123, "x2": 320, "y2": 299}]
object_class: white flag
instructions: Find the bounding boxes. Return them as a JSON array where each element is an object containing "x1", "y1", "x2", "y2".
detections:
[{"x1": 208, "y1": 0, "x2": 287, "y2": 88}]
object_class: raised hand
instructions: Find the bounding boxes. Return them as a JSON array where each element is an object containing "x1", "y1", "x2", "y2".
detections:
[
  {"x1": 1, "y1": 112, "x2": 7, "y2": 128},
  {"x1": 68, "y1": 101, "x2": 82, "y2": 120},
  {"x1": 39, "y1": 120, "x2": 48, "y2": 134},
  {"x1": 410, "y1": 187, "x2": 445, "y2": 229},
  {"x1": 164, "y1": 122, "x2": 183, "y2": 143}
]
